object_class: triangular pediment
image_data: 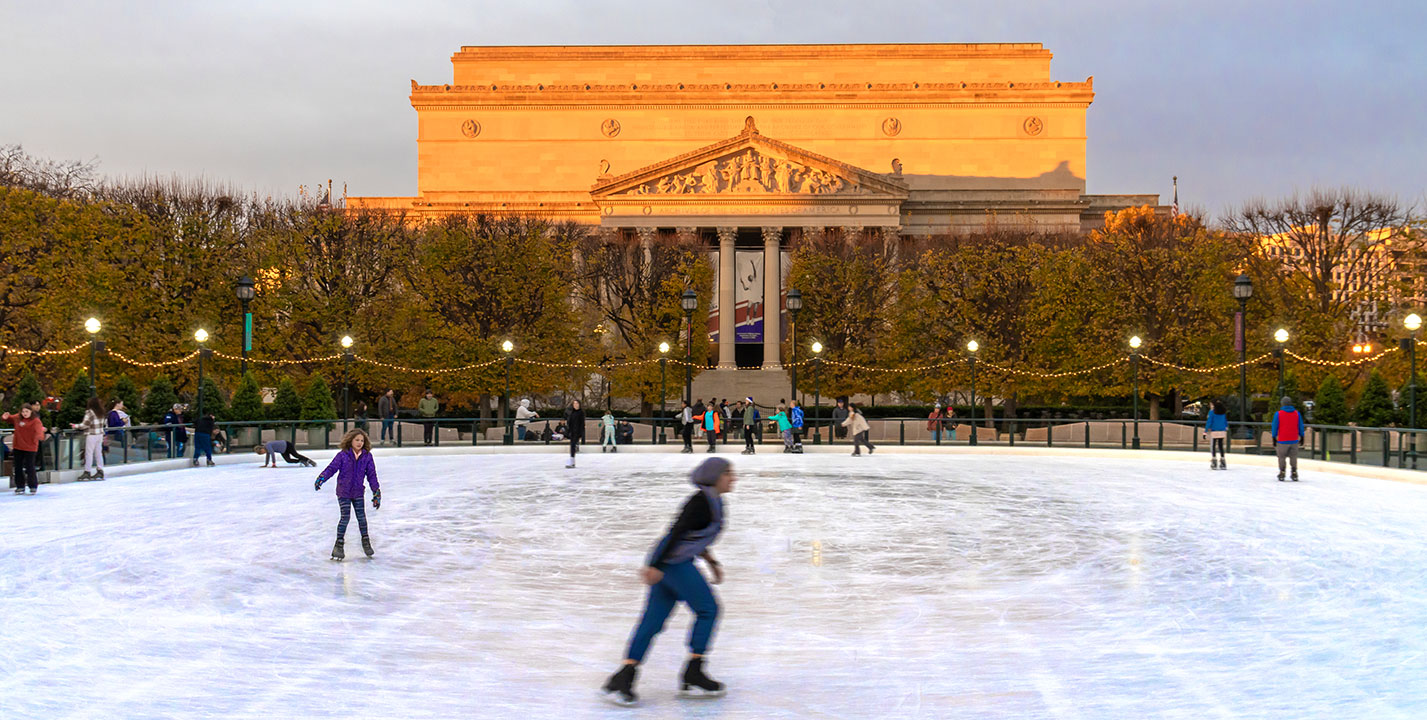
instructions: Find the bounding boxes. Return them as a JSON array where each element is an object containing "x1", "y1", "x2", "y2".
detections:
[{"x1": 591, "y1": 117, "x2": 909, "y2": 200}]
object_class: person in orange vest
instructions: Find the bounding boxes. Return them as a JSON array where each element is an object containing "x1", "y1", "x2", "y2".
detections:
[
  {"x1": 1270, "y1": 395, "x2": 1305, "y2": 482},
  {"x1": 700, "y1": 403, "x2": 721, "y2": 453}
]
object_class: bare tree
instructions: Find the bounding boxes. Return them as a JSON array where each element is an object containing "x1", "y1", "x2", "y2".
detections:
[{"x1": 0, "y1": 144, "x2": 99, "y2": 199}]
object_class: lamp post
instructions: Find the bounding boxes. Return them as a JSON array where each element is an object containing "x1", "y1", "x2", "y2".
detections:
[
  {"x1": 811, "y1": 341, "x2": 823, "y2": 443},
  {"x1": 1273, "y1": 328, "x2": 1289, "y2": 400},
  {"x1": 1129, "y1": 335, "x2": 1143, "y2": 449},
  {"x1": 85, "y1": 317, "x2": 103, "y2": 398},
  {"x1": 1233, "y1": 274, "x2": 1253, "y2": 434},
  {"x1": 194, "y1": 329, "x2": 210, "y2": 419},
  {"x1": 786, "y1": 288, "x2": 802, "y2": 401},
  {"x1": 681, "y1": 289, "x2": 698, "y2": 406},
  {"x1": 1404, "y1": 313, "x2": 1421, "y2": 468},
  {"x1": 341, "y1": 335, "x2": 354, "y2": 432},
  {"x1": 502, "y1": 340, "x2": 514, "y2": 445},
  {"x1": 235, "y1": 276, "x2": 255, "y2": 377},
  {"x1": 659, "y1": 341, "x2": 670, "y2": 444},
  {"x1": 967, "y1": 340, "x2": 979, "y2": 446}
]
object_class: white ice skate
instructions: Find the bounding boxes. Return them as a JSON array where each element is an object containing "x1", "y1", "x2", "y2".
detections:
[{"x1": 566, "y1": 457, "x2": 576, "y2": 469}]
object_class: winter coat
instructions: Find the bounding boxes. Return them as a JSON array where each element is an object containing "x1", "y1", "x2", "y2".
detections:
[
  {"x1": 378, "y1": 395, "x2": 396, "y2": 418},
  {"x1": 318, "y1": 448, "x2": 380, "y2": 499},
  {"x1": 703, "y1": 410, "x2": 721, "y2": 433},
  {"x1": 1271, "y1": 406, "x2": 1304, "y2": 444},
  {"x1": 742, "y1": 404, "x2": 756, "y2": 426},
  {"x1": 841, "y1": 409, "x2": 870, "y2": 436},
  {"x1": 417, "y1": 397, "x2": 439, "y2": 418},
  {"x1": 1204, "y1": 410, "x2": 1228, "y2": 433},
  {"x1": 566, "y1": 407, "x2": 586, "y2": 440},
  {"x1": 5, "y1": 413, "x2": 46, "y2": 452},
  {"x1": 163, "y1": 411, "x2": 189, "y2": 440},
  {"x1": 602, "y1": 413, "x2": 616, "y2": 431},
  {"x1": 515, "y1": 400, "x2": 538, "y2": 427},
  {"x1": 790, "y1": 406, "x2": 804, "y2": 429},
  {"x1": 681, "y1": 407, "x2": 694, "y2": 425},
  {"x1": 193, "y1": 415, "x2": 217, "y2": 436},
  {"x1": 926, "y1": 410, "x2": 943, "y2": 431},
  {"x1": 106, "y1": 409, "x2": 129, "y2": 440},
  {"x1": 78, "y1": 409, "x2": 108, "y2": 436},
  {"x1": 769, "y1": 411, "x2": 792, "y2": 433}
]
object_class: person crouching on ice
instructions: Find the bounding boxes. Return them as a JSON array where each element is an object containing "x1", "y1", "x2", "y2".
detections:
[
  {"x1": 602, "y1": 457, "x2": 735, "y2": 706},
  {"x1": 314, "y1": 428, "x2": 381, "y2": 560},
  {"x1": 256, "y1": 439, "x2": 317, "y2": 468}
]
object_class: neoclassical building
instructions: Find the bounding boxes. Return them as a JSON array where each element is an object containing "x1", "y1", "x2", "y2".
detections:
[{"x1": 350, "y1": 43, "x2": 1159, "y2": 373}]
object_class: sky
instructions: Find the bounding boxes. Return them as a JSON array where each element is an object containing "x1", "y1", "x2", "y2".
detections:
[{"x1": 2, "y1": 0, "x2": 1424, "y2": 217}]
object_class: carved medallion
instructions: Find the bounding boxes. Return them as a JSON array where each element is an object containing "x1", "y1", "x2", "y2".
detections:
[
  {"x1": 1023, "y1": 116, "x2": 1044, "y2": 136},
  {"x1": 460, "y1": 119, "x2": 481, "y2": 138},
  {"x1": 881, "y1": 117, "x2": 902, "y2": 137},
  {"x1": 601, "y1": 118, "x2": 621, "y2": 138}
]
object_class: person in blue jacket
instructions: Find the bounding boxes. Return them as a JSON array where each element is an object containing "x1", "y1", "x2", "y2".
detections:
[
  {"x1": 602, "y1": 458, "x2": 735, "y2": 706},
  {"x1": 1203, "y1": 400, "x2": 1229, "y2": 470},
  {"x1": 789, "y1": 399, "x2": 805, "y2": 453},
  {"x1": 1269, "y1": 396, "x2": 1305, "y2": 482}
]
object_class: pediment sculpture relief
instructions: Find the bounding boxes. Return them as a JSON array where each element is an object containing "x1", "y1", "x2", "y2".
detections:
[{"x1": 624, "y1": 149, "x2": 863, "y2": 195}]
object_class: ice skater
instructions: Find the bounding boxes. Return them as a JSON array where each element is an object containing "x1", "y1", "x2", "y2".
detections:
[
  {"x1": 73, "y1": 397, "x2": 108, "y2": 481},
  {"x1": 1271, "y1": 396, "x2": 1304, "y2": 482},
  {"x1": 565, "y1": 399, "x2": 586, "y2": 468},
  {"x1": 601, "y1": 408, "x2": 618, "y2": 453},
  {"x1": 314, "y1": 428, "x2": 380, "y2": 560},
  {"x1": 679, "y1": 400, "x2": 694, "y2": 454},
  {"x1": 256, "y1": 439, "x2": 316, "y2": 468},
  {"x1": 602, "y1": 457, "x2": 735, "y2": 706},
  {"x1": 789, "y1": 399, "x2": 804, "y2": 453},
  {"x1": 1203, "y1": 400, "x2": 1228, "y2": 470},
  {"x1": 701, "y1": 401, "x2": 721, "y2": 453},
  {"x1": 842, "y1": 403, "x2": 875, "y2": 456},
  {"x1": 740, "y1": 398, "x2": 757, "y2": 455},
  {"x1": 769, "y1": 404, "x2": 794, "y2": 453},
  {"x1": 4, "y1": 404, "x2": 49, "y2": 494}
]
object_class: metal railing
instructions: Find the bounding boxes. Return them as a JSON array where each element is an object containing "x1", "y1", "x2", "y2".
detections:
[{"x1": 4, "y1": 415, "x2": 1423, "y2": 480}]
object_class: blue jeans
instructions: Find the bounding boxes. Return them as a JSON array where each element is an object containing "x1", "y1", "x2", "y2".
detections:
[
  {"x1": 193, "y1": 433, "x2": 213, "y2": 462},
  {"x1": 381, "y1": 417, "x2": 395, "y2": 441},
  {"x1": 625, "y1": 560, "x2": 719, "y2": 663}
]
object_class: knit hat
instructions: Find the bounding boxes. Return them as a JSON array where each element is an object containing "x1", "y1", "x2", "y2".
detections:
[
  {"x1": 690, "y1": 457, "x2": 731, "y2": 487},
  {"x1": 1280, "y1": 396, "x2": 1292, "y2": 406}
]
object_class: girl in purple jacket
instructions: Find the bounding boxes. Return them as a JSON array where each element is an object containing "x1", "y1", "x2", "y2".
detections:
[{"x1": 315, "y1": 428, "x2": 381, "y2": 560}]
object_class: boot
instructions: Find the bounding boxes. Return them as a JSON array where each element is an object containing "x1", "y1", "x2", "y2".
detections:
[
  {"x1": 601, "y1": 664, "x2": 639, "y2": 706},
  {"x1": 78, "y1": 471, "x2": 93, "y2": 481},
  {"x1": 1277, "y1": 472, "x2": 1285, "y2": 482},
  {"x1": 13, "y1": 485, "x2": 22, "y2": 494},
  {"x1": 601, "y1": 446, "x2": 606, "y2": 453},
  {"x1": 1291, "y1": 471, "x2": 1299, "y2": 482},
  {"x1": 95, "y1": 468, "x2": 105, "y2": 480},
  {"x1": 566, "y1": 457, "x2": 576, "y2": 469},
  {"x1": 361, "y1": 536, "x2": 374, "y2": 558},
  {"x1": 330, "y1": 539, "x2": 345, "y2": 561},
  {"x1": 679, "y1": 657, "x2": 725, "y2": 698},
  {"x1": 1218, "y1": 458, "x2": 1226, "y2": 470},
  {"x1": 1209, "y1": 458, "x2": 1217, "y2": 470},
  {"x1": 191, "y1": 458, "x2": 200, "y2": 467},
  {"x1": 206, "y1": 458, "x2": 216, "y2": 467}
]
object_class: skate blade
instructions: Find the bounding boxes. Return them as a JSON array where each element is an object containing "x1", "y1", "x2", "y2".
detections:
[
  {"x1": 599, "y1": 690, "x2": 638, "y2": 707},
  {"x1": 678, "y1": 686, "x2": 726, "y2": 699}
]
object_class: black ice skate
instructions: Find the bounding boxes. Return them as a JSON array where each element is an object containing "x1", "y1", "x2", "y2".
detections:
[
  {"x1": 678, "y1": 657, "x2": 725, "y2": 698},
  {"x1": 191, "y1": 458, "x2": 200, "y2": 467},
  {"x1": 1277, "y1": 472, "x2": 1285, "y2": 482},
  {"x1": 601, "y1": 664, "x2": 639, "y2": 706},
  {"x1": 1291, "y1": 472, "x2": 1299, "y2": 482},
  {"x1": 78, "y1": 471, "x2": 93, "y2": 481},
  {"x1": 361, "y1": 536, "x2": 374, "y2": 558},
  {"x1": 1218, "y1": 459, "x2": 1226, "y2": 470},
  {"x1": 1210, "y1": 458, "x2": 1217, "y2": 470},
  {"x1": 206, "y1": 458, "x2": 216, "y2": 467},
  {"x1": 13, "y1": 485, "x2": 22, "y2": 494},
  {"x1": 331, "y1": 539, "x2": 345, "y2": 561}
]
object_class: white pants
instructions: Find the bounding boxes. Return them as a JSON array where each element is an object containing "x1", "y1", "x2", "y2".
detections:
[{"x1": 84, "y1": 434, "x2": 105, "y2": 473}]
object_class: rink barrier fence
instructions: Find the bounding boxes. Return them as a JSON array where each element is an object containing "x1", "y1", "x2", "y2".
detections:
[{"x1": 3, "y1": 416, "x2": 1423, "y2": 484}]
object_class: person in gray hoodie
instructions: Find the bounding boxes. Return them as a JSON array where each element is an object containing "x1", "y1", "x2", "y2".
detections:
[{"x1": 602, "y1": 458, "x2": 735, "y2": 706}]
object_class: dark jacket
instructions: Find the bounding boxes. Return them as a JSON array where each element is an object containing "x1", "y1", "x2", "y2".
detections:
[
  {"x1": 566, "y1": 407, "x2": 586, "y2": 440},
  {"x1": 193, "y1": 414, "x2": 217, "y2": 436},
  {"x1": 163, "y1": 411, "x2": 189, "y2": 440}
]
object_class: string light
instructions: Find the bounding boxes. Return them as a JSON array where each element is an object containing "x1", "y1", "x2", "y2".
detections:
[
  {"x1": 1141, "y1": 353, "x2": 1274, "y2": 373},
  {"x1": 108, "y1": 350, "x2": 201, "y2": 368},
  {"x1": 1286, "y1": 348, "x2": 1399, "y2": 367},
  {"x1": 0, "y1": 343, "x2": 87, "y2": 357}
]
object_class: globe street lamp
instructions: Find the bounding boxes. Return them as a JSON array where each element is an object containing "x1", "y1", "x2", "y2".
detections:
[
  {"x1": 681, "y1": 289, "x2": 698, "y2": 406},
  {"x1": 502, "y1": 340, "x2": 514, "y2": 445},
  {"x1": 786, "y1": 288, "x2": 803, "y2": 401},
  {"x1": 1403, "y1": 313, "x2": 1421, "y2": 468},
  {"x1": 194, "y1": 329, "x2": 210, "y2": 420},
  {"x1": 967, "y1": 340, "x2": 980, "y2": 446},
  {"x1": 1273, "y1": 328, "x2": 1290, "y2": 400},
  {"x1": 341, "y1": 335, "x2": 354, "y2": 431},
  {"x1": 659, "y1": 341, "x2": 670, "y2": 444},
  {"x1": 1129, "y1": 335, "x2": 1143, "y2": 450},
  {"x1": 811, "y1": 340, "x2": 824, "y2": 444},
  {"x1": 235, "y1": 276, "x2": 256, "y2": 377},
  {"x1": 85, "y1": 317, "x2": 103, "y2": 398},
  {"x1": 1233, "y1": 274, "x2": 1254, "y2": 434}
]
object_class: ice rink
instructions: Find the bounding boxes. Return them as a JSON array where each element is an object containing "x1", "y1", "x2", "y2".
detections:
[{"x1": 3, "y1": 451, "x2": 1426, "y2": 719}]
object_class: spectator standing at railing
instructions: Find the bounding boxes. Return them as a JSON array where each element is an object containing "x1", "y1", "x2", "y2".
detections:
[
  {"x1": 832, "y1": 397, "x2": 849, "y2": 441},
  {"x1": 418, "y1": 390, "x2": 440, "y2": 446},
  {"x1": 163, "y1": 404, "x2": 189, "y2": 458},
  {"x1": 692, "y1": 398, "x2": 706, "y2": 441},
  {"x1": 4, "y1": 404, "x2": 49, "y2": 494},
  {"x1": 1271, "y1": 396, "x2": 1305, "y2": 482},
  {"x1": 73, "y1": 397, "x2": 108, "y2": 481},
  {"x1": 516, "y1": 399, "x2": 538, "y2": 441},
  {"x1": 353, "y1": 401, "x2": 369, "y2": 432},
  {"x1": 1204, "y1": 400, "x2": 1229, "y2": 470},
  {"x1": 106, "y1": 400, "x2": 130, "y2": 462},
  {"x1": 378, "y1": 389, "x2": 396, "y2": 445}
]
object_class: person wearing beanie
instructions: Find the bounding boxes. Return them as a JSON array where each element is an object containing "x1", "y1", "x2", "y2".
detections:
[
  {"x1": 1270, "y1": 395, "x2": 1305, "y2": 481},
  {"x1": 602, "y1": 457, "x2": 736, "y2": 706}
]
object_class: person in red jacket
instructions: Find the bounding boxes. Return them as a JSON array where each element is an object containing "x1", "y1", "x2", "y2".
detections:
[
  {"x1": 3, "y1": 403, "x2": 50, "y2": 494},
  {"x1": 1270, "y1": 395, "x2": 1305, "y2": 482}
]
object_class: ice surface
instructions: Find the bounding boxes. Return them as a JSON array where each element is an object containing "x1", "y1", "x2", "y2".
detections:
[{"x1": 2, "y1": 452, "x2": 1426, "y2": 719}]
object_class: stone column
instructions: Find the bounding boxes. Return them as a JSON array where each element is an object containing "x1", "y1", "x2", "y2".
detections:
[
  {"x1": 716, "y1": 227, "x2": 738, "y2": 369},
  {"x1": 761, "y1": 226, "x2": 783, "y2": 370}
]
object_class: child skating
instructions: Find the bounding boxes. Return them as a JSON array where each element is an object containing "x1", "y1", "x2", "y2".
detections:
[
  {"x1": 1203, "y1": 400, "x2": 1228, "y2": 470},
  {"x1": 314, "y1": 428, "x2": 381, "y2": 560},
  {"x1": 601, "y1": 409, "x2": 617, "y2": 453},
  {"x1": 602, "y1": 457, "x2": 735, "y2": 706}
]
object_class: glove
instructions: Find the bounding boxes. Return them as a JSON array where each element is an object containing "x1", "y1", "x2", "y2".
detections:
[
  {"x1": 372, "y1": 489, "x2": 381, "y2": 509},
  {"x1": 314, "y1": 476, "x2": 327, "y2": 492}
]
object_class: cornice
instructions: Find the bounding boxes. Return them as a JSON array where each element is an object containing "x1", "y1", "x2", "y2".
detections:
[
  {"x1": 415, "y1": 102, "x2": 1092, "y2": 111},
  {"x1": 451, "y1": 43, "x2": 1051, "y2": 62},
  {"x1": 411, "y1": 78, "x2": 1091, "y2": 97}
]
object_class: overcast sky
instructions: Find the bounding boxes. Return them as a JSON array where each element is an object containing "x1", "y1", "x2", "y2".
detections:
[{"x1": 3, "y1": 0, "x2": 1423, "y2": 216}]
